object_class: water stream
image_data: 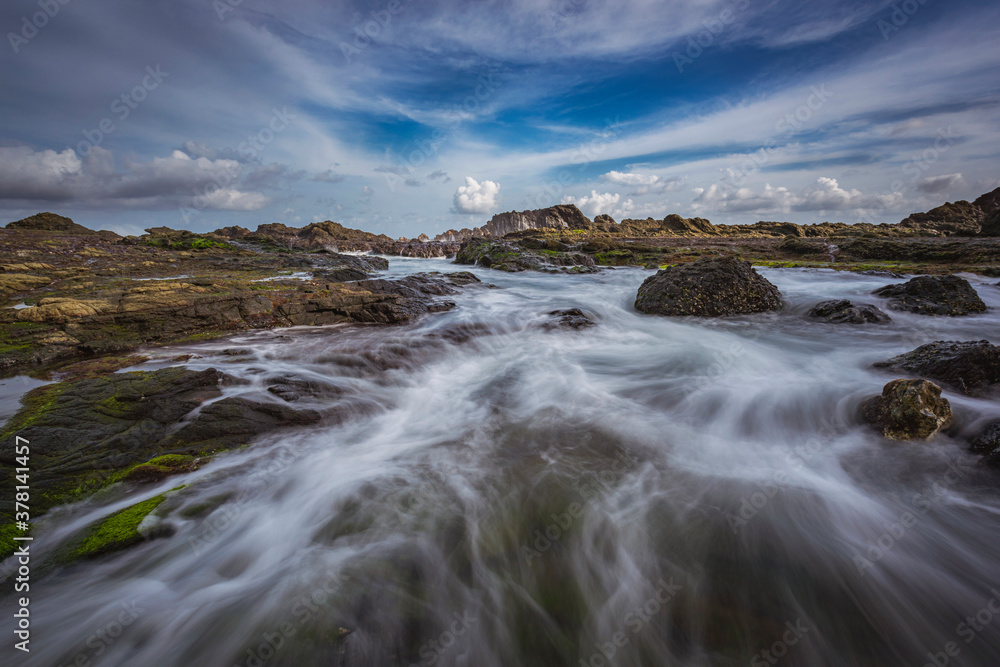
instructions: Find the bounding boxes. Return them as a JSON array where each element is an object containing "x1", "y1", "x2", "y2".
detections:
[{"x1": 4, "y1": 260, "x2": 1000, "y2": 666}]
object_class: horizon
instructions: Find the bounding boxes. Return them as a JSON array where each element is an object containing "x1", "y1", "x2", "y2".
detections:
[{"x1": 1, "y1": 0, "x2": 997, "y2": 238}]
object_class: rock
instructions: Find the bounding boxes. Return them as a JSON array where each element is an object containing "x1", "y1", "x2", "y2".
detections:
[
  {"x1": 808, "y1": 300, "x2": 890, "y2": 324},
  {"x1": 973, "y1": 187, "x2": 1000, "y2": 217},
  {"x1": 454, "y1": 238, "x2": 594, "y2": 273},
  {"x1": 873, "y1": 340, "x2": 1000, "y2": 396},
  {"x1": 871, "y1": 275, "x2": 986, "y2": 316},
  {"x1": 483, "y1": 204, "x2": 592, "y2": 237},
  {"x1": 0, "y1": 367, "x2": 323, "y2": 532},
  {"x1": 634, "y1": 256, "x2": 783, "y2": 317},
  {"x1": 979, "y1": 209, "x2": 1000, "y2": 238},
  {"x1": 861, "y1": 379, "x2": 953, "y2": 440},
  {"x1": 969, "y1": 420, "x2": 1000, "y2": 466},
  {"x1": 6, "y1": 212, "x2": 94, "y2": 233},
  {"x1": 16, "y1": 297, "x2": 114, "y2": 323},
  {"x1": 899, "y1": 200, "x2": 984, "y2": 236},
  {"x1": 315, "y1": 267, "x2": 369, "y2": 283},
  {"x1": 0, "y1": 273, "x2": 51, "y2": 296},
  {"x1": 542, "y1": 308, "x2": 596, "y2": 330}
]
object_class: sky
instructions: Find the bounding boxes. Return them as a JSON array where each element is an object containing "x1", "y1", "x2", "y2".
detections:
[{"x1": 0, "y1": 0, "x2": 997, "y2": 238}]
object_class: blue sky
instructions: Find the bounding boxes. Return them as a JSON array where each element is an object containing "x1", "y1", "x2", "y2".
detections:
[{"x1": 0, "y1": 0, "x2": 997, "y2": 237}]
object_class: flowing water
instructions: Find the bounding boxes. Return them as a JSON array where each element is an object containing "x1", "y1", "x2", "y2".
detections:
[{"x1": 4, "y1": 260, "x2": 1000, "y2": 667}]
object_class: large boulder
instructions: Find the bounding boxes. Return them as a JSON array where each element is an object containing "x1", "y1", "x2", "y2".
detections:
[
  {"x1": 483, "y1": 204, "x2": 591, "y2": 237},
  {"x1": 861, "y1": 379, "x2": 953, "y2": 440},
  {"x1": 634, "y1": 256, "x2": 782, "y2": 316},
  {"x1": 871, "y1": 275, "x2": 986, "y2": 316},
  {"x1": 874, "y1": 340, "x2": 1000, "y2": 396},
  {"x1": 808, "y1": 299, "x2": 890, "y2": 324}
]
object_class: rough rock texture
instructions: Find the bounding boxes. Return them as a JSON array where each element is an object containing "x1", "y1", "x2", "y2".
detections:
[
  {"x1": 483, "y1": 204, "x2": 592, "y2": 238},
  {"x1": 873, "y1": 340, "x2": 1000, "y2": 396},
  {"x1": 861, "y1": 379, "x2": 953, "y2": 440},
  {"x1": 871, "y1": 275, "x2": 986, "y2": 316},
  {"x1": 541, "y1": 308, "x2": 596, "y2": 330},
  {"x1": 974, "y1": 187, "x2": 1000, "y2": 217},
  {"x1": 634, "y1": 257, "x2": 783, "y2": 317},
  {"x1": 979, "y1": 209, "x2": 1000, "y2": 238},
  {"x1": 454, "y1": 238, "x2": 596, "y2": 273},
  {"x1": 6, "y1": 212, "x2": 96, "y2": 234},
  {"x1": 969, "y1": 420, "x2": 1000, "y2": 466},
  {"x1": 808, "y1": 300, "x2": 890, "y2": 324},
  {"x1": 0, "y1": 368, "x2": 320, "y2": 518},
  {"x1": 899, "y1": 200, "x2": 985, "y2": 236}
]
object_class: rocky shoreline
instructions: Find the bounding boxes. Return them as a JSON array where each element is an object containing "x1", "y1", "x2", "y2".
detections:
[{"x1": 4, "y1": 197, "x2": 1000, "y2": 566}]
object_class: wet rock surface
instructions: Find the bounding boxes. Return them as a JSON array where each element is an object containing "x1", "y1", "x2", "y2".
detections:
[
  {"x1": 808, "y1": 300, "x2": 890, "y2": 324},
  {"x1": 861, "y1": 378, "x2": 953, "y2": 440},
  {"x1": 871, "y1": 275, "x2": 986, "y2": 316},
  {"x1": 634, "y1": 256, "x2": 783, "y2": 317},
  {"x1": 874, "y1": 340, "x2": 1000, "y2": 396}
]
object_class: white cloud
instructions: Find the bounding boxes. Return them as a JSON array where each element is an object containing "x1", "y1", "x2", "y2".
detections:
[
  {"x1": 192, "y1": 188, "x2": 269, "y2": 211},
  {"x1": 562, "y1": 190, "x2": 635, "y2": 218},
  {"x1": 601, "y1": 171, "x2": 683, "y2": 195},
  {"x1": 692, "y1": 177, "x2": 885, "y2": 215},
  {"x1": 452, "y1": 176, "x2": 500, "y2": 214},
  {"x1": 916, "y1": 173, "x2": 964, "y2": 194}
]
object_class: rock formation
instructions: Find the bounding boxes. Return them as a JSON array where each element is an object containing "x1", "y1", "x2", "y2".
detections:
[{"x1": 634, "y1": 257, "x2": 783, "y2": 316}]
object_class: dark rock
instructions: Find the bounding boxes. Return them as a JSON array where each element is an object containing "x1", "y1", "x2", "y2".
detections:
[
  {"x1": 542, "y1": 308, "x2": 596, "y2": 330},
  {"x1": 970, "y1": 420, "x2": 1000, "y2": 466},
  {"x1": 808, "y1": 300, "x2": 890, "y2": 324},
  {"x1": 0, "y1": 367, "x2": 324, "y2": 529},
  {"x1": 861, "y1": 379, "x2": 953, "y2": 440},
  {"x1": 316, "y1": 267, "x2": 369, "y2": 283},
  {"x1": 873, "y1": 340, "x2": 1000, "y2": 396},
  {"x1": 634, "y1": 256, "x2": 783, "y2": 317},
  {"x1": 6, "y1": 212, "x2": 94, "y2": 233},
  {"x1": 899, "y1": 200, "x2": 984, "y2": 236},
  {"x1": 871, "y1": 275, "x2": 986, "y2": 316},
  {"x1": 973, "y1": 187, "x2": 1000, "y2": 217},
  {"x1": 454, "y1": 238, "x2": 595, "y2": 273}
]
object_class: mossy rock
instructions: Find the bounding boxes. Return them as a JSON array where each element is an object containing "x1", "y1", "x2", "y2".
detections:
[{"x1": 73, "y1": 494, "x2": 166, "y2": 559}]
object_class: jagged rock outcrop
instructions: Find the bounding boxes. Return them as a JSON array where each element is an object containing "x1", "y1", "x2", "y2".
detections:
[
  {"x1": 899, "y1": 200, "x2": 984, "y2": 236},
  {"x1": 454, "y1": 238, "x2": 596, "y2": 273},
  {"x1": 861, "y1": 379, "x2": 952, "y2": 440},
  {"x1": 978, "y1": 209, "x2": 1000, "y2": 237},
  {"x1": 973, "y1": 187, "x2": 1000, "y2": 216},
  {"x1": 874, "y1": 340, "x2": 1000, "y2": 396},
  {"x1": 484, "y1": 204, "x2": 592, "y2": 237},
  {"x1": 808, "y1": 300, "x2": 890, "y2": 324},
  {"x1": 634, "y1": 256, "x2": 783, "y2": 316},
  {"x1": 871, "y1": 275, "x2": 986, "y2": 316}
]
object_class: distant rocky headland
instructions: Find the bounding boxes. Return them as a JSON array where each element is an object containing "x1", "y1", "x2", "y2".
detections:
[{"x1": 1, "y1": 185, "x2": 1000, "y2": 379}]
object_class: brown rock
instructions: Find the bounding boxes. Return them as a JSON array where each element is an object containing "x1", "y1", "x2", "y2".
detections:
[{"x1": 861, "y1": 379, "x2": 953, "y2": 440}]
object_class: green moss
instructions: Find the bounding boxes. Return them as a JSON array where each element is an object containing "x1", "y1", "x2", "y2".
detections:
[
  {"x1": 74, "y1": 495, "x2": 165, "y2": 558},
  {"x1": 117, "y1": 454, "x2": 202, "y2": 483}
]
